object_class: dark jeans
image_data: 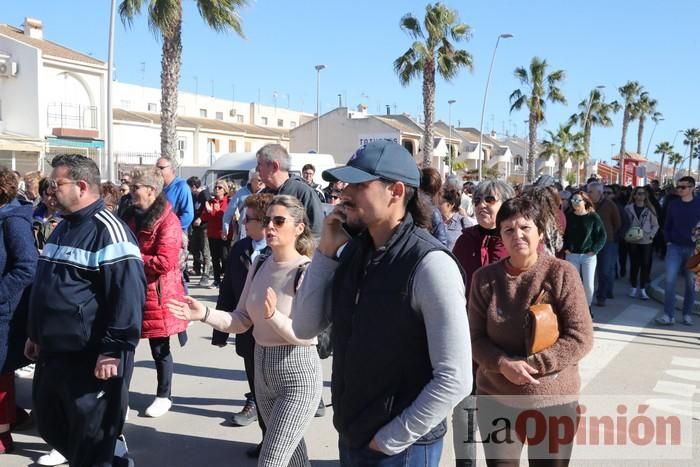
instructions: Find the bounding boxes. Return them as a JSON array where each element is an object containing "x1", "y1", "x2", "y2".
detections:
[
  {"x1": 628, "y1": 243, "x2": 653, "y2": 288},
  {"x1": 33, "y1": 351, "x2": 128, "y2": 467},
  {"x1": 476, "y1": 400, "x2": 579, "y2": 467},
  {"x1": 190, "y1": 227, "x2": 211, "y2": 277},
  {"x1": 149, "y1": 337, "x2": 173, "y2": 399},
  {"x1": 242, "y1": 349, "x2": 267, "y2": 436},
  {"x1": 339, "y1": 437, "x2": 443, "y2": 467},
  {"x1": 618, "y1": 240, "x2": 629, "y2": 275},
  {"x1": 208, "y1": 237, "x2": 230, "y2": 283},
  {"x1": 596, "y1": 242, "x2": 618, "y2": 300}
]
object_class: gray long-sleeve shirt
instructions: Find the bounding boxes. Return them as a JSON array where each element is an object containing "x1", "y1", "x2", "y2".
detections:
[{"x1": 292, "y1": 250, "x2": 472, "y2": 455}]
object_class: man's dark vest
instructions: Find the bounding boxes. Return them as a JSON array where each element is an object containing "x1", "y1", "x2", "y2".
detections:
[{"x1": 330, "y1": 214, "x2": 460, "y2": 448}]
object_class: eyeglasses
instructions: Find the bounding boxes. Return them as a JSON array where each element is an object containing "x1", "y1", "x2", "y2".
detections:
[
  {"x1": 571, "y1": 198, "x2": 584, "y2": 204},
  {"x1": 473, "y1": 195, "x2": 498, "y2": 205},
  {"x1": 47, "y1": 179, "x2": 78, "y2": 190},
  {"x1": 120, "y1": 179, "x2": 130, "y2": 184},
  {"x1": 214, "y1": 186, "x2": 226, "y2": 190},
  {"x1": 244, "y1": 215, "x2": 261, "y2": 224},
  {"x1": 156, "y1": 165, "x2": 170, "y2": 170},
  {"x1": 262, "y1": 215, "x2": 291, "y2": 227},
  {"x1": 677, "y1": 185, "x2": 692, "y2": 190},
  {"x1": 329, "y1": 194, "x2": 340, "y2": 200}
]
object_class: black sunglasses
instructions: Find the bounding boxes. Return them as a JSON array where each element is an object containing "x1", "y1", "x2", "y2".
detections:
[
  {"x1": 262, "y1": 215, "x2": 290, "y2": 227},
  {"x1": 677, "y1": 185, "x2": 692, "y2": 190},
  {"x1": 473, "y1": 195, "x2": 498, "y2": 205}
]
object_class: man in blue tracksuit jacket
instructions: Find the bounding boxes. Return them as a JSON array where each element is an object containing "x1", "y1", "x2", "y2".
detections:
[{"x1": 26, "y1": 154, "x2": 146, "y2": 467}]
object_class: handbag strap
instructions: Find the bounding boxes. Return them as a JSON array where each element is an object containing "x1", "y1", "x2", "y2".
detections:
[{"x1": 533, "y1": 290, "x2": 546, "y2": 306}]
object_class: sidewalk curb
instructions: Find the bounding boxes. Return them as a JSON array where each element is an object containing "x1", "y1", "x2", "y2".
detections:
[{"x1": 649, "y1": 274, "x2": 700, "y2": 315}]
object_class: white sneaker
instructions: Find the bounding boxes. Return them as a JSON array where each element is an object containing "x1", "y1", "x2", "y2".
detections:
[
  {"x1": 145, "y1": 397, "x2": 172, "y2": 418},
  {"x1": 639, "y1": 289, "x2": 649, "y2": 300},
  {"x1": 655, "y1": 315, "x2": 675, "y2": 325},
  {"x1": 15, "y1": 363, "x2": 36, "y2": 378},
  {"x1": 37, "y1": 449, "x2": 67, "y2": 466},
  {"x1": 628, "y1": 287, "x2": 638, "y2": 298},
  {"x1": 682, "y1": 315, "x2": 693, "y2": 326}
]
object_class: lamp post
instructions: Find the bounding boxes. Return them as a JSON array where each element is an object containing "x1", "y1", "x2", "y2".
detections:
[
  {"x1": 644, "y1": 117, "x2": 664, "y2": 157},
  {"x1": 478, "y1": 33, "x2": 513, "y2": 181},
  {"x1": 448, "y1": 99, "x2": 456, "y2": 175},
  {"x1": 578, "y1": 85, "x2": 606, "y2": 185},
  {"x1": 106, "y1": 0, "x2": 116, "y2": 181},
  {"x1": 314, "y1": 64, "x2": 326, "y2": 153}
]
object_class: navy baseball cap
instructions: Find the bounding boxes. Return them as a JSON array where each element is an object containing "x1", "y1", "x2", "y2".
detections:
[{"x1": 322, "y1": 140, "x2": 420, "y2": 187}]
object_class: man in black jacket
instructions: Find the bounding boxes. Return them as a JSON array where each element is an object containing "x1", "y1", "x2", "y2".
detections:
[
  {"x1": 25, "y1": 154, "x2": 146, "y2": 467},
  {"x1": 187, "y1": 176, "x2": 212, "y2": 286}
]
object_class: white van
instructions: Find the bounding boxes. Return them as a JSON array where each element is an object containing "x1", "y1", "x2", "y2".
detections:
[{"x1": 202, "y1": 152, "x2": 337, "y2": 189}]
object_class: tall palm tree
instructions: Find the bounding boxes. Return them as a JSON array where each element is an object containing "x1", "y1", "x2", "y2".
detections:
[
  {"x1": 684, "y1": 128, "x2": 700, "y2": 174},
  {"x1": 654, "y1": 141, "x2": 673, "y2": 184},
  {"x1": 394, "y1": 2, "x2": 473, "y2": 166},
  {"x1": 617, "y1": 81, "x2": 643, "y2": 158},
  {"x1": 119, "y1": 0, "x2": 246, "y2": 159},
  {"x1": 539, "y1": 124, "x2": 575, "y2": 180},
  {"x1": 568, "y1": 88, "x2": 619, "y2": 163},
  {"x1": 510, "y1": 57, "x2": 567, "y2": 182},
  {"x1": 633, "y1": 92, "x2": 661, "y2": 154},
  {"x1": 669, "y1": 151, "x2": 684, "y2": 181}
]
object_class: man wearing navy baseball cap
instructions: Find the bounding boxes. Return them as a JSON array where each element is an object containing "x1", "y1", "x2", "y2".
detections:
[{"x1": 293, "y1": 140, "x2": 472, "y2": 466}]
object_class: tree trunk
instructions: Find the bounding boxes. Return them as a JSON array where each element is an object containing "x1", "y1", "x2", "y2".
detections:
[
  {"x1": 421, "y1": 58, "x2": 436, "y2": 167},
  {"x1": 673, "y1": 161, "x2": 678, "y2": 180},
  {"x1": 637, "y1": 116, "x2": 645, "y2": 154},
  {"x1": 584, "y1": 122, "x2": 592, "y2": 161},
  {"x1": 619, "y1": 109, "x2": 629, "y2": 183},
  {"x1": 160, "y1": 10, "x2": 183, "y2": 160},
  {"x1": 689, "y1": 143, "x2": 694, "y2": 175},
  {"x1": 526, "y1": 114, "x2": 537, "y2": 182},
  {"x1": 658, "y1": 153, "x2": 665, "y2": 185}
]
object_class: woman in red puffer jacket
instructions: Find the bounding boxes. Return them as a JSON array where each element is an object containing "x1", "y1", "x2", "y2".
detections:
[{"x1": 123, "y1": 168, "x2": 188, "y2": 418}]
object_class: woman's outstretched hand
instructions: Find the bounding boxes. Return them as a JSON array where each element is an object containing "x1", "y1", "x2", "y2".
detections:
[
  {"x1": 167, "y1": 296, "x2": 206, "y2": 321},
  {"x1": 498, "y1": 358, "x2": 540, "y2": 386}
]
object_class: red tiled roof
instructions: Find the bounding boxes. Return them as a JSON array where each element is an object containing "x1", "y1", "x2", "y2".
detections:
[{"x1": 0, "y1": 24, "x2": 104, "y2": 66}]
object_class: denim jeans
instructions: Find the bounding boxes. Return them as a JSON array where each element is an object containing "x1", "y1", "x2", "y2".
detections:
[
  {"x1": 339, "y1": 437, "x2": 443, "y2": 467},
  {"x1": 566, "y1": 253, "x2": 597, "y2": 306},
  {"x1": 663, "y1": 243, "x2": 696, "y2": 319},
  {"x1": 596, "y1": 241, "x2": 618, "y2": 300}
]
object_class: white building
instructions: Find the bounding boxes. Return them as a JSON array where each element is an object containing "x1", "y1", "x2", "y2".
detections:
[{"x1": 0, "y1": 18, "x2": 107, "y2": 173}]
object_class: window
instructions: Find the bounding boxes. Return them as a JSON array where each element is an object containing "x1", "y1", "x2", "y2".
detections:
[
  {"x1": 147, "y1": 103, "x2": 157, "y2": 112},
  {"x1": 177, "y1": 139, "x2": 186, "y2": 151},
  {"x1": 120, "y1": 99, "x2": 131, "y2": 109},
  {"x1": 208, "y1": 138, "x2": 220, "y2": 152},
  {"x1": 277, "y1": 119, "x2": 284, "y2": 127},
  {"x1": 228, "y1": 140, "x2": 236, "y2": 152},
  {"x1": 261, "y1": 117, "x2": 268, "y2": 125},
  {"x1": 236, "y1": 114, "x2": 244, "y2": 123},
  {"x1": 244, "y1": 141, "x2": 252, "y2": 152},
  {"x1": 216, "y1": 111, "x2": 224, "y2": 120},
  {"x1": 200, "y1": 108, "x2": 207, "y2": 118},
  {"x1": 290, "y1": 121, "x2": 296, "y2": 128}
]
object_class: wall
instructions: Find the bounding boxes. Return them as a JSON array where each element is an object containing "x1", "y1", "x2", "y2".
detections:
[{"x1": 0, "y1": 36, "x2": 40, "y2": 136}]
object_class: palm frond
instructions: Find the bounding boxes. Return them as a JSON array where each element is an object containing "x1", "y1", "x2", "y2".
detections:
[
  {"x1": 513, "y1": 67, "x2": 529, "y2": 85},
  {"x1": 399, "y1": 13, "x2": 423, "y2": 39},
  {"x1": 118, "y1": 0, "x2": 143, "y2": 27},
  {"x1": 196, "y1": 0, "x2": 247, "y2": 37}
]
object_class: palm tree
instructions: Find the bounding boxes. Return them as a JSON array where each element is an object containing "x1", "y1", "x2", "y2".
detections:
[
  {"x1": 119, "y1": 0, "x2": 246, "y2": 159},
  {"x1": 617, "y1": 81, "x2": 643, "y2": 158},
  {"x1": 633, "y1": 92, "x2": 661, "y2": 154},
  {"x1": 654, "y1": 141, "x2": 673, "y2": 184},
  {"x1": 394, "y1": 2, "x2": 473, "y2": 167},
  {"x1": 684, "y1": 128, "x2": 700, "y2": 174},
  {"x1": 540, "y1": 124, "x2": 573, "y2": 180},
  {"x1": 669, "y1": 151, "x2": 684, "y2": 181},
  {"x1": 568, "y1": 88, "x2": 619, "y2": 164},
  {"x1": 510, "y1": 57, "x2": 567, "y2": 182}
]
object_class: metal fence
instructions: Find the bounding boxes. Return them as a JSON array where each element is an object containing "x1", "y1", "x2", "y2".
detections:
[{"x1": 46, "y1": 103, "x2": 98, "y2": 130}]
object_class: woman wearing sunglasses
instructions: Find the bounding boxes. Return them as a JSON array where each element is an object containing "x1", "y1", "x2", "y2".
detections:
[
  {"x1": 201, "y1": 181, "x2": 232, "y2": 287},
  {"x1": 451, "y1": 179, "x2": 514, "y2": 467},
  {"x1": 167, "y1": 195, "x2": 321, "y2": 467},
  {"x1": 563, "y1": 191, "x2": 607, "y2": 309}
]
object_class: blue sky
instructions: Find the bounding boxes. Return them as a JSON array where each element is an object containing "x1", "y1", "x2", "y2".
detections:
[{"x1": 4, "y1": 0, "x2": 699, "y2": 163}]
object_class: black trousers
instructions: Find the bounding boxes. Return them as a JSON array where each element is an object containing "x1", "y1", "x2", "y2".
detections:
[
  {"x1": 628, "y1": 243, "x2": 654, "y2": 288},
  {"x1": 149, "y1": 337, "x2": 173, "y2": 399},
  {"x1": 618, "y1": 239, "x2": 629, "y2": 275},
  {"x1": 190, "y1": 227, "x2": 211, "y2": 277},
  {"x1": 242, "y1": 349, "x2": 267, "y2": 436},
  {"x1": 208, "y1": 238, "x2": 230, "y2": 283},
  {"x1": 33, "y1": 351, "x2": 128, "y2": 467}
]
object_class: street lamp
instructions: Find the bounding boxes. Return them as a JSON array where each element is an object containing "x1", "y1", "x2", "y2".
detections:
[
  {"x1": 448, "y1": 99, "x2": 456, "y2": 175},
  {"x1": 644, "y1": 117, "x2": 664, "y2": 157},
  {"x1": 578, "y1": 85, "x2": 606, "y2": 185},
  {"x1": 314, "y1": 64, "x2": 326, "y2": 153},
  {"x1": 478, "y1": 33, "x2": 513, "y2": 181}
]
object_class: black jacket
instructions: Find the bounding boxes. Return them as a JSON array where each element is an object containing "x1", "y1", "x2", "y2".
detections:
[
  {"x1": 28, "y1": 199, "x2": 146, "y2": 356},
  {"x1": 265, "y1": 175, "x2": 323, "y2": 235}
]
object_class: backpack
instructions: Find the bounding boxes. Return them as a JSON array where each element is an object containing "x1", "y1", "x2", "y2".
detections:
[{"x1": 252, "y1": 254, "x2": 332, "y2": 359}]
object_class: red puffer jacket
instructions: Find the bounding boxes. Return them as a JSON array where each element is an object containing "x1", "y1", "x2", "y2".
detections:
[{"x1": 125, "y1": 195, "x2": 188, "y2": 339}]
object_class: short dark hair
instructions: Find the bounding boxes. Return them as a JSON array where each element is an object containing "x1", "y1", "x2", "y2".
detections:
[
  {"x1": 440, "y1": 187, "x2": 461, "y2": 212},
  {"x1": 187, "y1": 176, "x2": 202, "y2": 188},
  {"x1": 38, "y1": 177, "x2": 51, "y2": 197},
  {"x1": 420, "y1": 167, "x2": 442, "y2": 198},
  {"x1": 51, "y1": 154, "x2": 100, "y2": 188},
  {"x1": 0, "y1": 166, "x2": 18, "y2": 205},
  {"x1": 302, "y1": 164, "x2": 315, "y2": 173},
  {"x1": 678, "y1": 176, "x2": 695, "y2": 186},
  {"x1": 496, "y1": 196, "x2": 546, "y2": 234}
]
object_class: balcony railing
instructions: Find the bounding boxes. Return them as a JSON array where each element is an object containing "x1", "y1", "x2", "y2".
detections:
[{"x1": 47, "y1": 103, "x2": 97, "y2": 130}]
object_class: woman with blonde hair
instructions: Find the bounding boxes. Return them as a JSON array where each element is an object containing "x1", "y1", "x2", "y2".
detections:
[
  {"x1": 168, "y1": 195, "x2": 321, "y2": 467},
  {"x1": 624, "y1": 187, "x2": 659, "y2": 299}
]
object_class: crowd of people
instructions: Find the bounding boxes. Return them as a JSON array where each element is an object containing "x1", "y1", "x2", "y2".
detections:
[{"x1": 0, "y1": 141, "x2": 697, "y2": 467}]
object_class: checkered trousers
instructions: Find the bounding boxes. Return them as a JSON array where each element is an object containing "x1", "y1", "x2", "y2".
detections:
[{"x1": 254, "y1": 344, "x2": 322, "y2": 467}]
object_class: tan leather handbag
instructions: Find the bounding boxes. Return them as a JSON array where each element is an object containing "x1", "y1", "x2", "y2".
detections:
[
  {"x1": 686, "y1": 252, "x2": 700, "y2": 273},
  {"x1": 526, "y1": 290, "x2": 560, "y2": 355}
]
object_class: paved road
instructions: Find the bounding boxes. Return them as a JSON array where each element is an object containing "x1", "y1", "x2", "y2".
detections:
[{"x1": 5, "y1": 261, "x2": 700, "y2": 466}]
